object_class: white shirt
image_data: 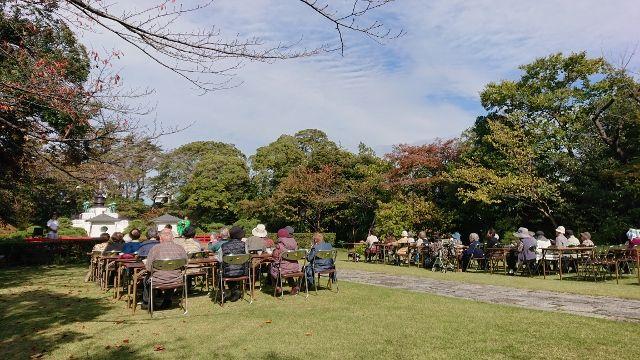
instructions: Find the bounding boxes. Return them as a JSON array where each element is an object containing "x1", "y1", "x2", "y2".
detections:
[
  {"x1": 366, "y1": 235, "x2": 379, "y2": 247},
  {"x1": 567, "y1": 236, "x2": 580, "y2": 246},
  {"x1": 536, "y1": 239, "x2": 551, "y2": 260},
  {"x1": 47, "y1": 219, "x2": 59, "y2": 231}
]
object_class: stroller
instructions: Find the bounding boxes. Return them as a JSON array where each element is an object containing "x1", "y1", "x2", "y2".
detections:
[{"x1": 431, "y1": 239, "x2": 456, "y2": 273}]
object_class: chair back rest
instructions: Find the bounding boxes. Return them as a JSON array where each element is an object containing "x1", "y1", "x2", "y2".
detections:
[
  {"x1": 152, "y1": 258, "x2": 187, "y2": 271},
  {"x1": 222, "y1": 253, "x2": 252, "y2": 265},
  {"x1": 91, "y1": 250, "x2": 102, "y2": 257},
  {"x1": 314, "y1": 249, "x2": 337, "y2": 261},
  {"x1": 189, "y1": 251, "x2": 207, "y2": 259},
  {"x1": 282, "y1": 249, "x2": 307, "y2": 261}
]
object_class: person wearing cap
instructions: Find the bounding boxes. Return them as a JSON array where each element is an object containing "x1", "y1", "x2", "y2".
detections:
[
  {"x1": 580, "y1": 232, "x2": 594, "y2": 247},
  {"x1": 217, "y1": 226, "x2": 249, "y2": 302},
  {"x1": 246, "y1": 224, "x2": 273, "y2": 253},
  {"x1": 285, "y1": 226, "x2": 295, "y2": 237},
  {"x1": 554, "y1": 226, "x2": 568, "y2": 247},
  {"x1": 270, "y1": 228, "x2": 301, "y2": 296}
]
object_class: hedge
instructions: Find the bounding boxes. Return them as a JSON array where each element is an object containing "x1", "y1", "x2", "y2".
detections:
[
  {"x1": 267, "y1": 233, "x2": 336, "y2": 249},
  {"x1": 0, "y1": 238, "x2": 101, "y2": 266}
]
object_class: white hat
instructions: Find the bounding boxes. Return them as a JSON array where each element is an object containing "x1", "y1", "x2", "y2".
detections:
[
  {"x1": 555, "y1": 226, "x2": 565, "y2": 234},
  {"x1": 251, "y1": 224, "x2": 268, "y2": 238},
  {"x1": 514, "y1": 227, "x2": 530, "y2": 238},
  {"x1": 401, "y1": 230, "x2": 409, "y2": 237}
]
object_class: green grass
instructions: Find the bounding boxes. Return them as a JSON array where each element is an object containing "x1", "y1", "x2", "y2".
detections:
[
  {"x1": 1, "y1": 265, "x2": 639, "y2": 359},
  {"x1": 337, "y1": 250, "x2": 640, "y2": 300}
]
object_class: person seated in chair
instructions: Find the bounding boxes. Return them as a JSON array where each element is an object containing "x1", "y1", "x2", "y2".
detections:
[
  {"x1": 142, "y1": 228, "x2": 187, "y2": 310},
  {"x1": 217, "y1": 226, "x2": 249, "y2": 302},
  {"x1": 173, "y1": 226, "x2": 202, "y2": 254},
  {"x1": 122, "y1": 228, "x2": 143, "y2": 254},
  {"x1": 104, "y1": 232, "x2": 125, "y2": 253},
  {"x1": 246, "y1": 224, "x2": 272, "y2": 254},
  {"x1": 270, "y1": 228, "x2": 301, "y2": 296},
  {"x1": 305, "y1": 233, "x2": 335, "y2": 288},
  {"x1": 137, "y1": 228, "x2": 159, "y2": 258},
  {"x1": 516, "y1": 228, "x2": 537, "y2": 275},
  {"x1": 461, "y1": 233, "x2": 484, "y2": 271}
]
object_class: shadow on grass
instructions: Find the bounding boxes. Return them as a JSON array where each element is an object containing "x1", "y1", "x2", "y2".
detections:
[
  {"x1": 0, "y1": 264, "x2": 87, "y2": 290},
  {"x1": 0, "y1": 289, "x2": 108, "y2": 358}
]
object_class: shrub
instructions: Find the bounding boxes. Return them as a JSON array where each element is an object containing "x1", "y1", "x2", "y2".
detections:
[{"x1": 268, "y1": 232, "x2": 336, "y2": 249}]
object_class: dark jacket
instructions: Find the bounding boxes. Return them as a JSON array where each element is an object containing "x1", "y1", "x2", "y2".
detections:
[
  {"x1": 220, "y1": 239, "x2": 248, "y2": 278},
  {"x1": 122, "y1": 241, "x2": 142, "y2": 254},
  {"x1": 104, "y1": 242, "x2": 124, "y2": 253},
  {"x1": 464, "y1": 240, "x2": 484, "y2": 258},
  {"x1": 307, "y1": 242, "x2": 334, "y2": 272},
  {"x1": 137, "y1": 239, "x2": 159, "y2": 257}
]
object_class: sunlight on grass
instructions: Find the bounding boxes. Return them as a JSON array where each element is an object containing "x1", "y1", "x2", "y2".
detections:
[
  {"x1": 0, "y1": 265, "x2": 638, "y2": 359},
  {"x1": 336, "y1": 250, "x2": 640, "y2": 300}
]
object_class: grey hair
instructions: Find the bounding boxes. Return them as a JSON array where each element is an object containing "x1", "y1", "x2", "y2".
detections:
[
  {"x1": 469, "y1": 233, "x2": 480, "y2": 242},
  {"x1": 146, "y1": 227, "x2": 158, "y2": 239}
]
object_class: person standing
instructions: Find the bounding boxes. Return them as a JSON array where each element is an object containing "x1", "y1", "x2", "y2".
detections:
[{"x1": 46, "y1": 213, "x2": 59, "y2": 239}]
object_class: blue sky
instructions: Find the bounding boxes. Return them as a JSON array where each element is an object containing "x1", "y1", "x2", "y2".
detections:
[{"x1": 79, "y1": 0, "x2": 640, "y2": 156}]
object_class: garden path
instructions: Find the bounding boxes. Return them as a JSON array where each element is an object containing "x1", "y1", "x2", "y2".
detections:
[{"x1": 340, "y1": 269, "x2": 640, "y2": 322}]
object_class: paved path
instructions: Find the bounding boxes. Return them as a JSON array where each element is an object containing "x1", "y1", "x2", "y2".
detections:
[{"x1": 340, "y1": 269, "x2": 640, "y2": 322}]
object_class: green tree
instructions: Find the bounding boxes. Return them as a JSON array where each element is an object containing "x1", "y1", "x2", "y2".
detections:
[
  {"x1": 149, "y1": 141, "x2": 245, "y2": 202},
  {"x1": 178, "y1": 153, "x2": 250, "y2": 224}
]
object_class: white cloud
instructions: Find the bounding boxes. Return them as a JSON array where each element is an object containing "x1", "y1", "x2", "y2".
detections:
[{"x1": 76, "y1": 0, "x2": 640, "y2": 156}]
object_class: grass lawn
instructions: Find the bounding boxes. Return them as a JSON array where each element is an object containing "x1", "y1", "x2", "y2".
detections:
[
  {"x1": 337, "y1": 250, "x2": 640, "y2": 300},
  {"x1": 1, "y1": 265, "x2": 639, "y2": 359}
]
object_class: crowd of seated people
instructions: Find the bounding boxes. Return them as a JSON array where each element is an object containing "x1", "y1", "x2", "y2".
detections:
[
  {"x1": 363, "y1": 224, "x2": 639, "y2": 277},
  {"x1": 89, "y1": 221, "x2": 336, "y2": 307}
]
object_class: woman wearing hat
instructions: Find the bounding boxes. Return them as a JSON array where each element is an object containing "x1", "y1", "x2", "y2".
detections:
[
  {"x1": 246, "y1": 224, "x2": 274, "y2": 254},
  {"x1": 554, "y1": 226, "x2": 568, "y2": 247}
]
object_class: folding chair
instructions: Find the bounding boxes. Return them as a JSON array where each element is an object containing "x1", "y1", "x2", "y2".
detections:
[
  {"x1": 311, "y1": 249, "x2": 339, "y2": 294},
  {"x1": 274, "y1": 249, "x2": 308, "y2": 299},
  {"x1": 215, "y1": 254, "x2": 252, "y2": 306},
  {"x1": 149, "y1": 258, "x2": 188, "y2": 317},
  {"x1": 102, "y1": 251, "x2": 120, "y2": 290},
  {"x1": 187, "y1": 251, "x2": 212, "y2": 292}
]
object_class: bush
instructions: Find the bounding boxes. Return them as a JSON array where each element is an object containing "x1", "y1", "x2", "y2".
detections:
[
  {"x1": 232, "y1": 218, "x2": 261, "y2": 234},
  {"x1": 268, "y1": 232, "x2": 336, "y2": 249},
  {"x1": 0, "y1": 239, "x2": 100, "y2": 266},
  {"x1": 123, "y1": 219, "x2": 149, "y2": 236}
]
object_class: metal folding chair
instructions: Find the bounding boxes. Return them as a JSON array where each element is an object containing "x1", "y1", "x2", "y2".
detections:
[
  {"x1": 149, "y1": 258, "x2": 188, "y2": 317},
  {"x1": 216, "y1": 254, "x2": 252, "y2": 306},
  {"x1": 310, "y1": 249, "x2": 338, "y2": 294},
  {"x1": 274, "y1": 249, "x2": 308, "y2": 299}
]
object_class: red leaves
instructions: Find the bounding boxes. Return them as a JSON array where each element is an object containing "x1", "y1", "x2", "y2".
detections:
[{"x1": 385, "y1": 139, "x2": 461, "y2": 189}]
